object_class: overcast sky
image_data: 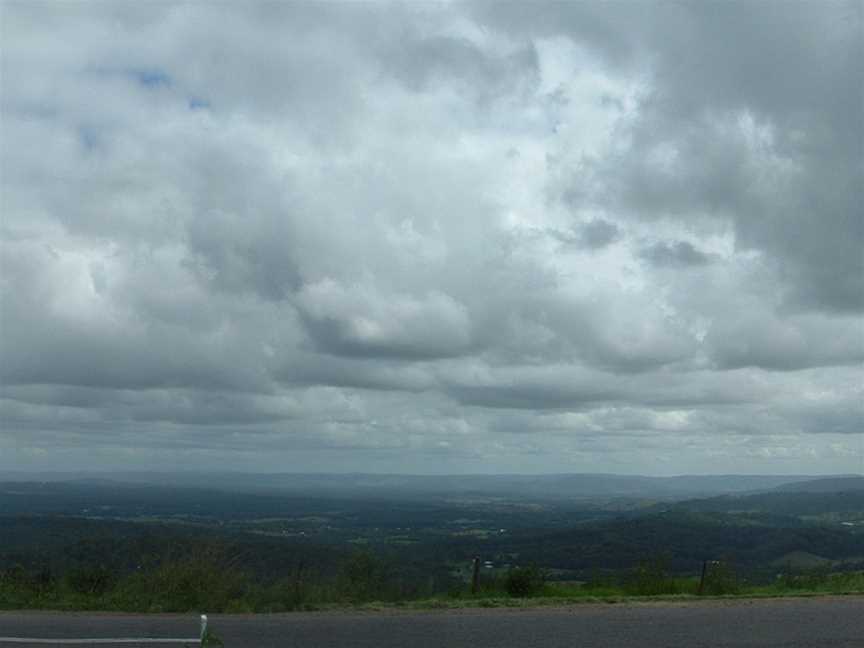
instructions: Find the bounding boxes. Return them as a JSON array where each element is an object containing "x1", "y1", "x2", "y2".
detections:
[{"x1": 1, "y1": 1, "x2": 862, "y2": 475}]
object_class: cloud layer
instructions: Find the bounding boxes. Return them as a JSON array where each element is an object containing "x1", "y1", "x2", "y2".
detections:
[{"x1": 1, "y1": 1, "x2": 861, "y2": 474}]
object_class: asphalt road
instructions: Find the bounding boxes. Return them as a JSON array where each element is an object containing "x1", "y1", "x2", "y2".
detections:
[{"x1": 1, "y1": 597, "x2": 862, "y2": 647}]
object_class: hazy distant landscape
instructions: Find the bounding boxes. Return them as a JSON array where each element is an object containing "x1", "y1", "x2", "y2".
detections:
[
  {"x1": 2, "y1": 472, "x2": 863, "y2": 613},
  {"x1": 0, "y1": 470, "x2": 838, "y2": 500}
]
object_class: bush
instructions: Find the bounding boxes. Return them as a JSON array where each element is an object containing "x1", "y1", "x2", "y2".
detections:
[
  {"x1": 773, "y1": 566, "x2": 864, "y2": 593},
  {"x1": 701, "y1": 561, "x2": 739, "y2": 595},
  {"x1": 339, "y1": 550, "x2": 388, "y2": 602},
  {"x1": 504, "y1": 566, "x2": 546, "y2": 597},
  {"x1": 66, "y1": 567, "x2": 115, "y2": 596},
  {"x1": 625, "y1": 559, "x2": 679, "y2": 596},
  {"x1": 112, "y1": 555, "x2": 248, "y2": 612},
  {"x1": 256, "y1": 571, "x2": 326, "y2": 611}
]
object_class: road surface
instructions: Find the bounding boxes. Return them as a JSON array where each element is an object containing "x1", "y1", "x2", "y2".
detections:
[{"x1": 1, "y1": 596, "x2": 862, "y2": 647}]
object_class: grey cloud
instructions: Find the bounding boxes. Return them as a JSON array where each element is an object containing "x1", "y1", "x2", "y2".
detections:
[
  {"x1": 785, "y1": 399, "x2": 864, "y2": 436},
  {"x1": 1, "y1": 2, "x2": 861, "y2": 474},
  {"x1": 639, "y1": 240, "x2": 712, "y2": 268},
  {"x1": 482, "y1": 1, "x2": 862, "y2": 313},
  {"x1": 0, "y1": 386, "x2": 294, "y2": 427},
  {"x1": 471, "y1": 1, "x2": 860, "y2": 133},
  {"x1": 185, "y1": 209, "x2": 302, "y2": 301},
  {"x1": 274, "y1": 353, "x2": 436, "y2": 393},
  {"x1": 452, "y1": 383, "x2": 621, "y2": 411},
  {"x1": 381, "y1": 35, "x2": 539, "y2": 98},
  {"x1": 444, "y1": 366, "x2": 765, "y2": 412},
  {"x1": 466, "y1": 1, "x2": 642, "y2": 69},
  {"x1": 295, "y1": 281, "x2": 474, "y2": 359},
  {"x1": 549, "y1": 219, "x2": 620, "y2": 250},
  {"x1": 599, "y1": 109, "x2": 863, "y2": 312},
  {"x1": 705, "y1": 313, "x2": 864, "y2": 371},
  {"x1": 484, "y1": 293, "x2": 700, "y2": 373},
  {"x1": 0, "y1": 240, "x2": 273, "y2": 392},
  {"x1": 576, "y1": 219, "x2": 620, "y2": 249}
]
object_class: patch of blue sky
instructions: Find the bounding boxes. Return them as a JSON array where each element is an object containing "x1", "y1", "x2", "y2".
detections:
[
  {"x1": 131, "y1": 68, "x2": 172, "y2": 88},
  {"x1": 85, "y1": 66, "x2": 173, "y2": 90},
  {"x1": 188, "y1": 97, "x2": 211, "y2": 110},
  {"x1": 78, "y1": 125, "x2": 102, "y2": 152},
  {"x1": 9, "y1": 103, "x2": 58, "y2": 121}
]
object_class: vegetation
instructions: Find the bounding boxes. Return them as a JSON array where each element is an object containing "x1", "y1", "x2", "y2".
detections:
[
  {"x1": 2, "y1": 554, "x2": 862, "y2": 614},
  {"x1": 1, "y1": 478, "x2": 862, "y2": 613},
  {"x1": 503, "y1": 566, "x2": 547, "y2": 597}
]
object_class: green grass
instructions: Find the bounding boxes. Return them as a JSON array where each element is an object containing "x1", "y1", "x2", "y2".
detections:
[
  {"x1": 2, "y1": 561, "x2": 862, "y2": 614},
  {"x1": 394, "y1": 571, "x2": 864, "y2": 610}
]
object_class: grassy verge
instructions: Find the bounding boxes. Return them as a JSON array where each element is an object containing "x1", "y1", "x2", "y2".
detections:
[
  {"x1": 2, "y1": 562, "x2": 862, "y2": 614},
  {"x1": 391, "y1": 592, "x2": 863, "y2": 612},
  {"x1": 389, "y1": 570, "x2": 864, "y2": 611}
]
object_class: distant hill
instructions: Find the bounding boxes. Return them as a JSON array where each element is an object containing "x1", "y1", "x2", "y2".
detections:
[
  {"x1": 773, "y1": 476, "x2": 864, "y2": 493},
  {"x1": 484, "y1": 511, "x2": 864, "y2": 574},
  {"x1": 665, "y1": 474, "x2": 864, "y2": 519},
  {"x1": 0, "y1": 471, "x2": 831, "y2": 501},
  {"x1": 666, "y1": 489, "x2": 864, "y2": 518}
]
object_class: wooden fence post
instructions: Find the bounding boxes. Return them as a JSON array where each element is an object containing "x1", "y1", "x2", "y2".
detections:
[
  {"x1": 471, "y1": 557, "x2": 480, "y2": 595},
  {"x1": 698, "y1": 560, "x2": 708, "y2": 595}
]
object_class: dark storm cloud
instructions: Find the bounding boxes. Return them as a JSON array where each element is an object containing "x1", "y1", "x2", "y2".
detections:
[{"x1": 0, "y1": 1, "x2": 861, "y2": 473}]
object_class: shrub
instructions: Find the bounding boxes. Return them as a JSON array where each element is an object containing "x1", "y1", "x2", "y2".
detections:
[
  {"x1": 257, "y1": 572, "x2": 326, "y2": 611},
  {"x1": 625, "y1": 559, "x2": 679, "y2": 596},
  {"x1": 112, "y1": 555, "x2": 248, "y2": 612},
  {"x1": 504, "y1": 566, "x2": 546, "y2": 597},
  {"x1": 66, "y1": 567, "x2": 115, "y2": 596},
  {"x1": 701, "y1": 561, "x2": 739, "y2": 595},
  {"x1": 339, "y1": 550, "x2": 388, "y2": 602}
]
